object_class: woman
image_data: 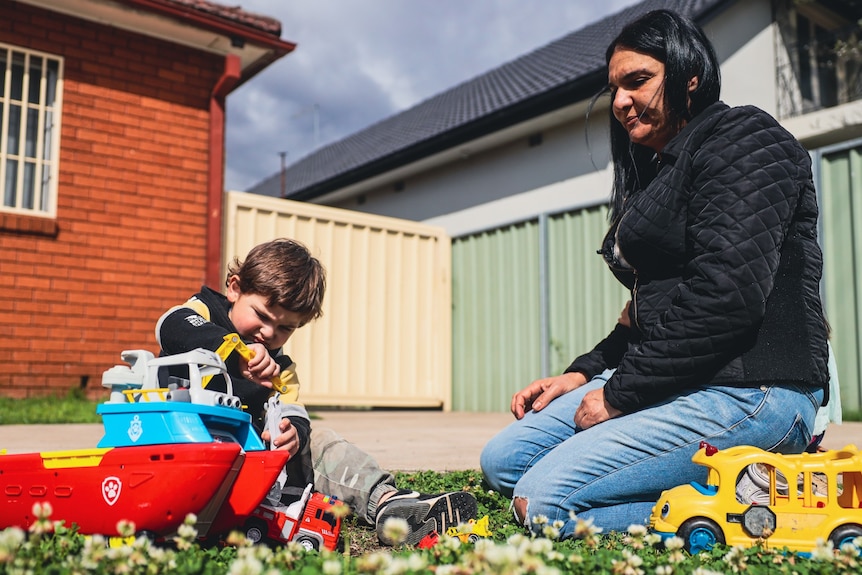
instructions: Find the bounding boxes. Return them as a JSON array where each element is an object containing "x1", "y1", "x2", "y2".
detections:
[{"x1": 480, "y1": 9, "x2": 829, "y2": 537}]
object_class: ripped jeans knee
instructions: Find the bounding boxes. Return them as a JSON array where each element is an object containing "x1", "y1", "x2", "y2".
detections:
[{"x1": 513, "y1": 496, "x2": 530, "y2": 529}]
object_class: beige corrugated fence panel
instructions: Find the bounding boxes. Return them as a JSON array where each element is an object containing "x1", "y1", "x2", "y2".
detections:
[{"x1": 223, "y1": 192, "x2": 452, "y2": 410}]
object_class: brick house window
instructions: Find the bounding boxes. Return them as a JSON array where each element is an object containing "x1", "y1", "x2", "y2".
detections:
[{"x1": 0, "y1": 44, "x2": 62, "y2": 218}]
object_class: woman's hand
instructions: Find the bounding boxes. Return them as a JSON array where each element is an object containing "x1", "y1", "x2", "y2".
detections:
[
  {"x1": 241, "y1": 343, "x2": 279, "y2": 387},
  {"x1": 574, "y1": 388, "x2": 623, "y2": 429},
  {"x1": 511, "y1": 371, "x2": 587, "y2": 420},
  {"x1": 261, "y1": 417, "x2": 300, "y2": 457}
]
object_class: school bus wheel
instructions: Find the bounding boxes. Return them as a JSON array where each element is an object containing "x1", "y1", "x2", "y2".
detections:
[
  {"x1": 829, "y1": 524, "x2": 862, "y2": 550},
  {"x1": 678, "y1": 517, "x2": 725, "y2": 554}
]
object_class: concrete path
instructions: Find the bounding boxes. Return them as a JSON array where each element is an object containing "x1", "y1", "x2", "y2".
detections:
[{"x1": 1, "y1": 412, "x2": 860, "y2": 472}]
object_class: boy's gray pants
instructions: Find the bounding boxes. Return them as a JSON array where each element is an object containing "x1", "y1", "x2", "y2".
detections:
[{"x1": 282, "y1": 427, "x2": 397, "y2": 524}]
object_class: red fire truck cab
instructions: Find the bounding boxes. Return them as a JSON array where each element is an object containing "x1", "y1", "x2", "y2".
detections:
[{"x1": 243, "y1": 484, "x2": 343, "y2": 551}]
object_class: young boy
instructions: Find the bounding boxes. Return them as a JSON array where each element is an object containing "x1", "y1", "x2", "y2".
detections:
[{"x1": 155, "y1": 238, "x2": 476, "y2": 546}]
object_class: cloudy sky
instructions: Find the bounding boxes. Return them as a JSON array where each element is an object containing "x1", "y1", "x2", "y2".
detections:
[{"x1": 224, "y1": 0, "x2": 643, "y2": 192}]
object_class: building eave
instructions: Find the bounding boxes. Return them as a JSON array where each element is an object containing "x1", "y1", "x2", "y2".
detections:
[{"x1": 17, "y1": 0, "x2": 295, "y2": 86}]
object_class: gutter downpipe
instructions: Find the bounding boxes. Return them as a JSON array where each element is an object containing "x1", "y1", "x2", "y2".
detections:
[
  {"x1": 539, "y1": 213, "x2": 550, "y2": 378},
  {"x1": 207, "y1": 54, "x2": 241, "y2": 289}
]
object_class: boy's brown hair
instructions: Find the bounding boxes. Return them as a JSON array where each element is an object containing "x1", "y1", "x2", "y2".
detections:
[{"x1": 226, "y1": 238, "x2": 326, "y2": 323}]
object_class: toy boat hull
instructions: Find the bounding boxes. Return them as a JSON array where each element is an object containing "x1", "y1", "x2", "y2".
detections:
[
  {"x1": 207, "y1": 449, "x2": 290, "y2": 536},
  {"x1": 0, "y1": 442, "x2": 243, "y2": 537},
  {"x1": 95, "y1": 400, "x2": 289, "y2": 537}
]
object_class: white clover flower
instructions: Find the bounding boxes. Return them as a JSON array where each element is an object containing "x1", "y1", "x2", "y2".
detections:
[
  {"x1": 356, "y1": 550, "x2": 392, "y2": 573},
  {"x1": 691, "y1": 569, "x2": 726, "y2": 575},
  {"x1": 385, "y1": 555, "x2": 423, "y2": 575},
  {"x1": 173, "y1": 521, "x2": 198, "y2": 551},
  {"x1": 228, "y1": 554, "x2": 264, "y2": 575},
  {"x1": 440, "y1": 534, "x2": 461, "y2": 550},
  {"x1": 612, "y1": 549, "x2": 645, "y2": 575},
  {"x1": 322, "y1": 559, "x2": 342, "y2": 575},
  {"x1": 0, "y1": 526, "x2": 25, "y2": 562},
  {"x1": 529, "y1": 536, "x2": 554, "y2": 555},
  {"x1": 381, "y1": 517, "x2": 409, "y2": 546},
  {"x1": 624, "y1": 549, "x2": 644, "y2": 567},
  {"x1": 506, "y1": 533, "x2": 528, "y2": 547},
  {"x1": 573, "y1": 516, "x2": 603, "y2": 538},
  {"x1": 115, "y1": 519, "x2": 136, "y2": 538},
  {"x1": 840, "y1": 541, "x2": 861, "y2": 558},
  {"x1": 664, "y1": 536, "x2": 684, "y2": 551},
  {"x1": 146, "y1": 545, "x2": 168, "y2": 564},
  {"x1": 546, "y1": 550, "x2": 564, "y2": 562},
  {"x1": 107, "y1": 544, "x2": 132, "y2": 562},
  {"x1": 534, "y1": 565, "x2": 562, "y2": 575},
  {"x1": 655, "y1": 566, "x2": 673, "y2": 575},
  {"x1": 478, "y1": 540, "x2": 518, "y2": 567},
  {"x1": 532, "y1": 514, "x2": 549, "y2": 526},
  {"x1": 177, "y1": 522, "x2": 198, "y2": 540},
  {"x1": 542, "y1": 524, "x2": 560, "y2": 540},
  {"x1": 406, "y1": 553, "x2": 427, "y2": 571},
  {"x1": 645, "y1": 532, "x2": 662, "y2": 546},
  {"x1": 32, "y1": 501, "x2": 53, "y2": 520},
  {"x1": 722, "y1": 545, "x2": 748, "y2": 573},
  {"x1": 627, "y1": 524, "x2": 648, "y2": 537}
]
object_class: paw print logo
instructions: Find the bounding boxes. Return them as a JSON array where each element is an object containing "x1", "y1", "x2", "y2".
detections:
[{"x1": 102, "y1": 476, "x2": 122, "y2": 506}]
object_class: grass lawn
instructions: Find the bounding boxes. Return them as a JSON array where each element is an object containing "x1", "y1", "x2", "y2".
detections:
[{"x1": 2, "y1": 392, "x2": 861, "y2": 573}]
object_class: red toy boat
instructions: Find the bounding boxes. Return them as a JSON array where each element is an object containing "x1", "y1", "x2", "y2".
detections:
[
  {"x1": 0, "y1": 343, "x2": 292, "y2": 539},
  {"x1": 0, "y1": 443, "x2": 243, "y2": 537}
]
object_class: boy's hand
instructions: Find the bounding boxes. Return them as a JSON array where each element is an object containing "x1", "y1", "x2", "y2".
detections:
[
  {"x1": 262, "y1": 417, "x2": 299, "y2": 457},
  {"x1": 240, "y1": 343, "x2": 279, "y2": 387}
]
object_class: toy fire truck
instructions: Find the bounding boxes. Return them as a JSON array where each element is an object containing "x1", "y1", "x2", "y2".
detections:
[{"x1": 243, "y1": 484, "x2": 344, "y2": 551}]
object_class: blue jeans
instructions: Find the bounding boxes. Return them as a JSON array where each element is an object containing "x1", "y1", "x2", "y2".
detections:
[{"x1": 480, "y1": 369, "x2": 823, "y2": 537}]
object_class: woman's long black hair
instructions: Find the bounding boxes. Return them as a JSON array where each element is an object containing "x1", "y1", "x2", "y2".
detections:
[{"x1": 604, "y1": 9, "x2": 721, "y2": 221}]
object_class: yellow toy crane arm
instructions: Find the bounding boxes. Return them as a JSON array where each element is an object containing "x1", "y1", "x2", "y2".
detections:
[{"x1": 204, "y1": 333, "x2": 289, "y2": 393}]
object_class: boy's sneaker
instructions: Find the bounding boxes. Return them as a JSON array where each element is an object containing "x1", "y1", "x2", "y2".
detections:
[{"x1": 375, "y1": 490, "x2": 477, "y2": 546}]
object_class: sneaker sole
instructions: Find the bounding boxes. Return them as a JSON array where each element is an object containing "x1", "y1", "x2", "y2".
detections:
[{"x1": 378, "y1": 492, "x2": 477, "y2": 546}]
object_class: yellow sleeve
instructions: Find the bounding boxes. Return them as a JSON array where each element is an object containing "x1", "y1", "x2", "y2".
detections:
[
  {"x1": 274, "y1": 361, "x2": 304, "y2": 408},
  {"x1": 183, "y1": 297, "x2": 211, "y2": 320}
]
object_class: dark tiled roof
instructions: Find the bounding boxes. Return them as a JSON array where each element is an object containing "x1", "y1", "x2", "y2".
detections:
[{"x1": 253, "y1": 0, "x2": 730, "y2": 200}]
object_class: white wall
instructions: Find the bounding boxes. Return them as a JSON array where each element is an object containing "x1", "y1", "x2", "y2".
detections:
[
  {"x1": 707, "y1": 0, "x2": 776, "y2": 112},
  {"x1": 328, "y1": 107, "x2": 614, "y2": 237}
]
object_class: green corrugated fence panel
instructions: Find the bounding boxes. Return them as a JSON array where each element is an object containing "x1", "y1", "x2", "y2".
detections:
[
  {"x1": 452, "y1": 220, "x2": 542, "y2": 412},
  {"x1": 452, "y1": 149, "x2": 862, "y2": 415},
  {"x1": 451, "y1": 206, "x2": 629, "y2": 412},
  {"x1": 821, "y1": 146, "x2": 862, "y2": 413},
  {"x1": 547, "y1": 206, "x2": 630, "y2": 374}
]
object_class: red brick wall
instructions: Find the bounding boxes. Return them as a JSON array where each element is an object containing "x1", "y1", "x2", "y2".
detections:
[{"x1": 0, "y1": 1, "x2": 224, "y2": 398}]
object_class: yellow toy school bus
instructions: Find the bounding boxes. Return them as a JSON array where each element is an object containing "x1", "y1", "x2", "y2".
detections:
[{"x1": 650, "y1": 441, "x2": 862, "y2": 554}]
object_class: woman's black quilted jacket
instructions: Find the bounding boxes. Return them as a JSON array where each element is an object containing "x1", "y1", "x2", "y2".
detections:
[{"x1": 566, "y1": 102, "x2": 830, "y2": 413}]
